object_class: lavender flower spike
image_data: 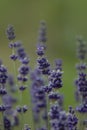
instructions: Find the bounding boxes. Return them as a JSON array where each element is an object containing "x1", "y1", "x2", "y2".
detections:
[{"x1": 6, "y1": 25, "x2": 16, "y2": 41}]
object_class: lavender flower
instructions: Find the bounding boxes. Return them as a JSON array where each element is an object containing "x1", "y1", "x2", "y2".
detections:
[
  {"x1": 10, "y1": 54, "x2": 18, "y2": 61},
  {"x1": 74, "y1": 90, "x2": 81, "y2": 102},
  {"x1": 7, "y1": 74, "x2": 16, "y2": 92},
  {"x1": 76, "y1": 36, "x2": 87, "y2": 60},
  {"x1": 36, "y1": 21, "x2": 50, "y2": 75},
  {"x1": 55, "y1": 59, "x2": 62, "y2": 71},
  {"x1": 36, "y1": 43, "x2": 46, "y2": 56},
  {"x1": 37, "y1": 56, "x2": 50, "y2": 75},
  {"x1": 16, "y1": 105, "x2": 28, "y2": 113},
  {"x1": 30, "y1": 68, "x2": 45, "y2": 110},
  {"x1": 17, "y1": 46, "x2": 27, "y2": 62},
  {"x1": 48, "y1": 91, "x2": 61, "y2": 101},
  {"x1": 4, "y1": 116, "x2": 11, "y2": 130},
  {"x1": 0, "y1": 105, "x2": 6, "y2": 112},
  {"x1": 9, "y1": 41, "x2": 22, "y2": 61},
  {"x1": 75, "y1": 37, "x2": 87, "y2": 104},
  {"x1": 30, "y1": 67, "x2": 48, "y2": 129},
  {"x1": 0, "y1": 64, "x2": 8, "y2": 85},
  {"x1": 49, "y1": 104, "x2": 67, "y2": 130},
  {"x1": 0, "y1": 63, "x2": 8, "y2": 98},
  {"x1": 66, "y1": 107, "x2": 78, "y2": 130},
  {"x1": 10, "y1": 41, "x2": 21, "y2": 48},
  {"x1": 76, "y1": 100, "x2": 87, "y2": 113},
  {"x1": 48, "y1": 104, "x2": 60, "y2": 120},
  {"x1": 38, "y1": 20, "x2": 47, "y2": 43},
  {"x1": 75, "y1": 72, "x2": 87, "y2": 99},
  {"x1": 48, "y1": 69, "x2": 63, "y2": 89},
  {"x1": 6, "y1": 25, "x2": 15, "y2": 41}
]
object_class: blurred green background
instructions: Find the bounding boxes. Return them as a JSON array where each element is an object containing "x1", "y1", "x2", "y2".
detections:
[{"x1": 0, "y1": 0, "x2": 87, "y2": 121}]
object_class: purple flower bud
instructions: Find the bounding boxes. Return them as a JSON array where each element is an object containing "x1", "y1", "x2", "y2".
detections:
[
  {"x1": 6, "y1": 25, "x2": 15, "y2": 40},
  {"x1": 43, "y1": 85, "x2": 52, "y2": 93},
  {"x1": 18, "y1": 65, "x2": 29, "y2": 76},
  {"x1": 21, "y1": 57, "x2": 30, "y2": 64},
  {"x1": 4, "y1": 116, "x2": 11, "y2": 129},
  {"x1": 48, "y1": 91, "x2": 60, "y2": 101},
  {"x1": 23, "y1": 105, "x2": 28, "y2": 113},
  {"x1": 0, "y1": 105, "x2": 6, "y2": 112},
  {"x1": 37, "y1": 57, "x2": 50, "y2": 75},
  {"x1": 36, "y1": 43, "x2": 45, "y2": 56},
  {"x1": 0, "y1": 88, "x2": 7, "y2": 95},
  {"x1": 19, "y1": 86, "x2": 26, "y2": 91},
  {"x1": 13, "y1": 41, "x2": 22, "y2": 48},
  {"x1": 55, "y1": 59, "x2": 62, "y2": 71},
  {"x1": 76, "y1": 36, "x2": 87, "y2": 60},
  {"x1": 9, "y1": 42, "x2": 14, "y2": 48},
  {"x1": 16, "y1": 106, "x2": 21, "y2": 113},
  {"x1": 10, "y1": 54, "x2": 18, "y2": 61},
  {"x1": 38, "y1": 21, "x2": 47, "y2": 43},
  {"x1": 17, "y1": 47, "x2": 26, "y2": 60}
]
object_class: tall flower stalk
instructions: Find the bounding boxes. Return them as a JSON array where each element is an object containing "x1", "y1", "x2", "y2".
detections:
[
  {"x1": 6, "y1": 25, "x2": 18, "y2": 88},
  {"x1": 75, "y1": 36, "x2": 87, "y2": 129},
  {"x1": 35, "y1": 21, "x2": 50, "y2": 129},
  {"x1": 6, "y1": 25, "x2": 30, "y2": 130}
]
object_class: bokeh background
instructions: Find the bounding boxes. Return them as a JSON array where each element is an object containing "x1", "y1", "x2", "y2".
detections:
[{"x1": 0, "y1": 0, "x2": 87, "y2": 122}]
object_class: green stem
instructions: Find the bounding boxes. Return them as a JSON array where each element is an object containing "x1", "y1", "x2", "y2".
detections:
[
  {"x1": 46, "y1": 95, "x2": 50, "y2": 130},
  {"x1": 12, "y1": 48, "x2": 18, "y2": 90},
  {"x1": 28, "y1": 81, "x2": 37, "y2": 130},
  {"x1": 2, "y1": 112, "x2": 5, "y2": 130},
  {"x1": 20, "y1": 91, "x2": 24, "y2": 130}
]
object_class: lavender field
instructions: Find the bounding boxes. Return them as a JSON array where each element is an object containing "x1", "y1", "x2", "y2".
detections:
[{"x1": 0, "y1": 1, "x2": 87, "y2": 130}]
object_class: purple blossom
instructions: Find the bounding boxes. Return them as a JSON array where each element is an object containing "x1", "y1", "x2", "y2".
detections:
[
  {"x1": 55, "y1": 59, "x2": 62, "y2": 71},
  {"x1": 38, "y1": 20, "x2": 47, "y2": 43},
  {"x1": 76, "y1": 63, "x2": 87, "y2": 71},
  {"x1": 7, "y1": 74, "x2": 16, "y2": 92},
  {"x1": 74, "y1": 90, "x2": 81, "y2": 102},
  {"x1": 37, "y1": 57, "x2": 50, "y2": 75},
  {"x1": 18, "y1": 65, "x2": 29, "y2": 76},
  {"x1": 0, "y1": 105, "x2": 6, "y2": 112},
  {"x1": 9, "y1": 41, "x2": 21, "y2": 48},
  {"x1": 76, "y1": 36, "x2": 87, "y2": 60},
  {"x1": 75, "y1": 72, "x2": 87, "y2": 99},
  {"x1": 16, "y1": 105, "x2": 28, "y2": 113},
  {"x1": 6, "y1": 25, "x2": 15, "y2": 41},
  {"x1": 17, "y1": 46, "x2": 27, "y2": 61},
  {"x1": 49, "y1": 104, "x2": 67, "y2": 130},
  {"x1": 76, "y1": 100, "x2": 87, "y2": 113},
  {"x1": 19, "y1": 85, "x2": 27, "y2": 91},
  {"x1": 0, "y1": 87, "x2": 7, "y2": 95},
  {"x1": 10, "y1": 54, "x2": 18, "y2": 61},
  {"x1": 48, "y1": 104, "x2": 60, "y2": 120},
  {"x1": 43, "y1": 85, "x2": 52, "y2": 93},
  {"x1": 36, "y1": 43, "x2": 46, "y2": 56},
  {"x1": 4, "y1": 116, "x2": 11, "y2": 130},
  {"x1": 30, "y1": 67, "x2": 47, "y2": 128},
  {"x1": 48, "y1": 69, "x2": 63, "y2": 89},
  {"x1": 48, "y1": 91, "x2": 61, "y2": 101}
]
